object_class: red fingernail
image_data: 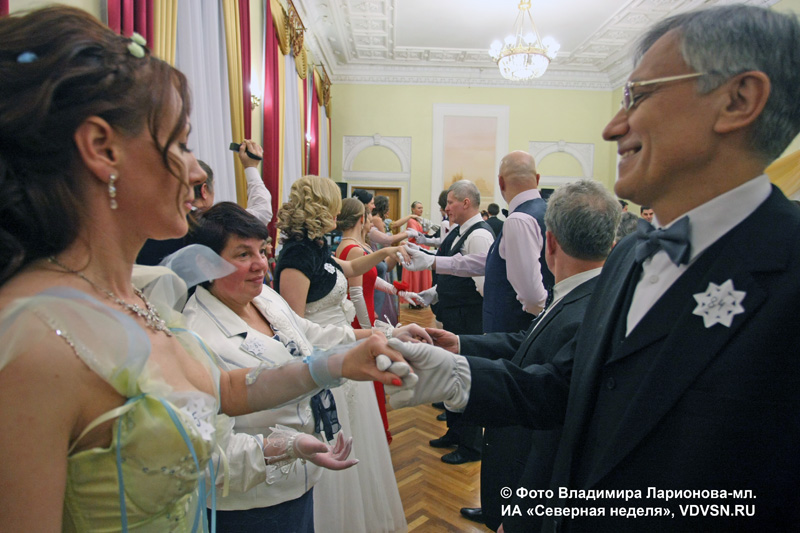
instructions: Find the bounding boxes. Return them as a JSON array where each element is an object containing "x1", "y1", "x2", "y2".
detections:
[{"x1": 392, "y1": 378, "x2": 402, "y2": 386}]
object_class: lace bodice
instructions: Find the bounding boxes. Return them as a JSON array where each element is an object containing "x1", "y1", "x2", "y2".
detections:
[{"x1": 305, "y1": 269, "x2": 354, "y2": 325}]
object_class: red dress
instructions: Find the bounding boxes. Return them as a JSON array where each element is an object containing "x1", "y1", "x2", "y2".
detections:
[
  {"x1": 340, "y1": 243, "x2": 391, "y2": 445},
  {"x1": 403, "y1": 218, "x2": 433, "y2": 294}
]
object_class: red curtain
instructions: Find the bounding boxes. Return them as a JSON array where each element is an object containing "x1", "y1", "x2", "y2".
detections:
[
  {"x1": 238, "y1": 0, "x2": 252, "y2": 139},
  {"x1": 0, "y1": 1, "x2": 9, "y2": 17},
  {"x1": 262, "y1": 2, "x2": 281, "y2": 242},
  {"x1": 308, "y1": 75, "x2": 320, "y2": 176},
  {"x1": 107, "y1": 0, "x2": 154, "y2": 47}
]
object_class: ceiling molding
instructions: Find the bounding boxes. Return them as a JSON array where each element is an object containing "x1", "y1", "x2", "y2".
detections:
[{"x1": 294, "y1": 0, "x2": 778, "y2": 90}]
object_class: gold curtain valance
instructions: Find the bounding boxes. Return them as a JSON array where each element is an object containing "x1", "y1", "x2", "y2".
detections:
[
  {"x1": 271, "y1": 0, "x2": 290, "y2": 55},
  {"x1": 314, "y1": 65, "x2": 331, "y2": 109}
]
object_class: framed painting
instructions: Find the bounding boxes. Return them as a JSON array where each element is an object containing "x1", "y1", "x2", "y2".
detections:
[{"x1": 431, "y1": 104, "x2": 509, "y2": 219}]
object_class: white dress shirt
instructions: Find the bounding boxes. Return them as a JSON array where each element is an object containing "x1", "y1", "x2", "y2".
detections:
[
  {"x1": 244, "y1": 166, "x2": 273, "y2": 225},
  {"x1": 448, "y1": 213, "x2": 494, "y2": 296},
  {"x1": 626, "y1": 175, "x2": 771, "y2": 335},
  {"x1": 434, "y1": 189, "x2": 548, "y2": 313}
]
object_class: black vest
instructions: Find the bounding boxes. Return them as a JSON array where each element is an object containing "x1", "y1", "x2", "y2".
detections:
[{"x1": 431, "y1": 220, "x2": 493, "y2": 312}]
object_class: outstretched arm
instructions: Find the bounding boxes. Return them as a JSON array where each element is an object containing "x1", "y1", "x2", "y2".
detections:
[{"x1": 218, "y1": 334, "x2": 407, "y2": 416}]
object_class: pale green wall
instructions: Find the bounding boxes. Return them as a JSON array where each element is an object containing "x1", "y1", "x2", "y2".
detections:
[{"x1": 331, "y1": 84, "x2": 620, "y2": 212}]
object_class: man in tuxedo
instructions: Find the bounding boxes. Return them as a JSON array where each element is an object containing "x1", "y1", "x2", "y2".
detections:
[
  {"x1": 387, "y1": 5, "x2": 800, "y2": 531},
  {"x1": 435, "y1": 180, "x2": 621, "y2": 530}
]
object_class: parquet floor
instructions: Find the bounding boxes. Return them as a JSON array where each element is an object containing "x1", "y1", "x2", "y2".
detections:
[{"x1": 387, "y1": 304, "x2": 489, "y2": 533}]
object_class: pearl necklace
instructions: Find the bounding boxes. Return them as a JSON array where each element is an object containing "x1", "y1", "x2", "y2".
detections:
[{"x1": 48, "y1": 256, "x2": 172, "y2": 337}]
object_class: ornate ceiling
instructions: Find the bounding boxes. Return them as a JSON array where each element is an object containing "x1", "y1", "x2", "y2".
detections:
[{"x1": 292, "y1": 0, "x2": 776, "y2": 90}]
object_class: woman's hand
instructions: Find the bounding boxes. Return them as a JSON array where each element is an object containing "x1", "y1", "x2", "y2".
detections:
[
  {"x1": 293, "y1": 433, "x2": 358, "y2": 471},
  {"x1": 386, "y1": 245, "x2": 410, "y2": 265},
  {"x1": 394, "y1": 323, "x2": 433, "y2": 344}
]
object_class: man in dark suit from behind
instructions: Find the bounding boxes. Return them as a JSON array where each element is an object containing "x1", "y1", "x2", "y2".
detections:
[
  {"x1": 387, "y1": 5, "x2": 800, "y2": 531},
  {"x1": 485, "y1": 202, "x2": 504, "y2": 237},
  {"x1": 435, "y1": 180, "x2": 621, "y2": 530}
]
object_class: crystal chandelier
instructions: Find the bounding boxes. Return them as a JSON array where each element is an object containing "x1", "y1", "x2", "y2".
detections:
[{"x1": 489, "y1": 1, "x2": 560, "y2": 81}]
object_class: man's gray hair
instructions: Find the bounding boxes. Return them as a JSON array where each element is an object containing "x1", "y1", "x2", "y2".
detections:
[
  {"x1": 636, "y1": 5, "x2": 800, "y2": 161},
  {"x1": 616, "y1": 212, "x2": 640, "y2": 243},
  {"x1": 448, "y1": 180, "x2": 480, "y2": 207},
  {"x1": 544, "y1": 180, "x2": 621, "y2": 261}
]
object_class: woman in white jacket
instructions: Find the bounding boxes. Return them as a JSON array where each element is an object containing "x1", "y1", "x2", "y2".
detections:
[{"x1": 182, "y1": 202, "x2": 424, "y2": 532}]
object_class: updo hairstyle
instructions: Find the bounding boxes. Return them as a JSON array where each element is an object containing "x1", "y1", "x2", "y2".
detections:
[
  {"x1": 0, "y1": 6, "x2": 192, "y2": 284},
  {"x1": 336, "y1": 197, "x2": 365, "y2": 232}
]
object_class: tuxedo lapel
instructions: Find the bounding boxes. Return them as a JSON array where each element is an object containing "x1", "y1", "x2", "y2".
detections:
[{"x1": 582, "y1": 189, "x2": 790, "y2": 488}]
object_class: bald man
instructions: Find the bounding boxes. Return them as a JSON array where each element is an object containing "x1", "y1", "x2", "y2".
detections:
[{"x1": 406, "y1": 150, "x2": 553, "y2": 330}]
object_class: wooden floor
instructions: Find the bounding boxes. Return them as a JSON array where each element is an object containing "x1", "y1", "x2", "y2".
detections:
[{"x1": 386, "y1": 304, "x2": 489, "y2": 533}]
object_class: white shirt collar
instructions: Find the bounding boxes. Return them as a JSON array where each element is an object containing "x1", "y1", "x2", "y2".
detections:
[
  {"x1": 458, "y1": 213, "x2": 485, "y2": 233},
  {"x1": 551, "y1": 268, "x2": 603, "y2": 304},
  {"x1": 653, "y1": 174, "x2": 771, "y2": 263},
  {"x1": 508, "y1": 189, "x2": 542, "y2": 213}
]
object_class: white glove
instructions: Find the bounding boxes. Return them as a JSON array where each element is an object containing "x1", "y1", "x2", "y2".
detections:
[
  {"x1": 384, "y1": 338, "x2": 471, "y2": 410},
  {"x1": 348, "y1": 286, "x2": 372, "y2": 329},
  {"x1": 398, "y1": 290, "x2": 424, "y2": 306},
  {"x1": 402, "y1": 243, "x2": 435, "y2": 271},
  {"x1": 374, "y1": 276, "x2": 397, "y2": 295},
  {"x1": 417, "y1": 285, "x2": 438, "y2": 307},
  {"x1": 405, "y1": 228, "x2": 421, "y2": 239},
  {"x1": 373, "y1": 320, "x2": 433, "y2": 344}
]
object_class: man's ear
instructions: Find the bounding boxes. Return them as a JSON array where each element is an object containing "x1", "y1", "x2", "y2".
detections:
[
  {"x1": 73, "y1": 116, "x2": 120, "y2": 185},
  {"x1": 546, "y1": 230, "x2": 558, "y2": 256},
  {"x1": 714, "y1": 71, "x2": 770, "y2": 135},
  {"x1": 498, "y1": 175, "x2": 506, "y2": 192},
  {"x1": 535, "y1": 173, "x2": 541, "y2": 187}
]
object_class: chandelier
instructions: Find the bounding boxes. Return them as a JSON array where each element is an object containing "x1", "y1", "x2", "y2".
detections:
[{"x1": 489, "y1": 1, "x2": 560, "y2": 81}]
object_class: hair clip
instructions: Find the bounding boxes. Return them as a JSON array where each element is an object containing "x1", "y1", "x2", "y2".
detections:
[
  {"x1": 17, "y1": 51, "x2": 38, "y2": 64},
  {"x1": 126, "y1": 32, "x2": 147, "y2": 58}
]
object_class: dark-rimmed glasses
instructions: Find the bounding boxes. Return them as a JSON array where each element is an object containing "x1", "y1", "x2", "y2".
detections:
[{"x1": 621, "y1": 72, "x2": 705, "y2": 112}]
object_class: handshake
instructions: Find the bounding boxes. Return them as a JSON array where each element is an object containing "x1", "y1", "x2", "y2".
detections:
[{"x1": 376, "y1": 332, "x2": 471, "y2": 411}]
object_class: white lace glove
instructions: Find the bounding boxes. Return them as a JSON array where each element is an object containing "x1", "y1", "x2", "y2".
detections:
[
  {"x1": 264, "y1": 427, "x2": 358, "y2": 471},
  {"x1": 417, "y1": 285, "x2": 438, "y2": 307},
  {"x1": 348, "y1": 286, "x2": 372, "y2": 329},
  {"x1": 402, "y1": 243, "x2": 435, "y2": 271},
  {"x1": 384, "y1": 338, "x2": 471, "y2": 410}
]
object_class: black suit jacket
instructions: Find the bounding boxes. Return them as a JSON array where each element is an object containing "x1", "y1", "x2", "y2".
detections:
[
  {"x1": 487, "y1": 216, "x2": 504, "y2": 238},
  {"x1": 463, "y1": 187, "x2": 800, "y2": 531},
  {"x1": 461, "y1": 276, "x2": 598, "y2": 531}
]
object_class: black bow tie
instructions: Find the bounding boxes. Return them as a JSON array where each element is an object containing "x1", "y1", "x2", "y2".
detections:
[
  {"x1": 635, "y1": 217, "x2": 691, "y2": 266},
  {"x1": 501, "y1": 209, "x2": 509, "y2": 217}
]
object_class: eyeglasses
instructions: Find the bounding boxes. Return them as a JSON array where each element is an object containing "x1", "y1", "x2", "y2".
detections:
[{"x1": 621, "y1": 72, "x2": 705, "y2": 112}]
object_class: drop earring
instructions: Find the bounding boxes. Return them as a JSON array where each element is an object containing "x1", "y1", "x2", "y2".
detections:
[{"x1": 108, "y1": 174, "x2": 118, "y2": 210}]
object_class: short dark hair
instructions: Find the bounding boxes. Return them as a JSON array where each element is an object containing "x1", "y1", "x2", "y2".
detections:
[
  {"x1": 351, "y1": 189, "x2": 373, "y2": 205},
  {"x1": 640, "y1": 206, "x2": 651, "y2": 211},
  {"x1": 188, "y1": 202, "x2": 269, "y2": 256},
  {"x1": 487, "y1": 203, "x2": 500, "y2": 216},
  {"x1": 438, "y1": 190, "x2": 449, "y2": 211},
  {"x1": 619, "y1": 200, "x2": 629, "y2": 208}
]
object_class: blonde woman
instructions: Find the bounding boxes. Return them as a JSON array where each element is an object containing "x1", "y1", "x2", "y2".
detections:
[{"x1": 275, "y1": 177, "x2": 411, "y2": 533}]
